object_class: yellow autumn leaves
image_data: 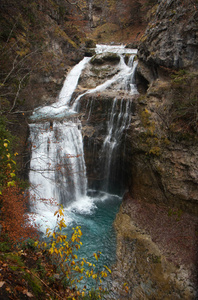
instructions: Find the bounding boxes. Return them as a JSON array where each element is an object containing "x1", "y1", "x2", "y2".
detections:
[
  {"x1": 35, "y1": 207, "x2": 111, "y2": 299},
  {"x1": 0, "y1": 138, "x2": 18, "y2": 194}
]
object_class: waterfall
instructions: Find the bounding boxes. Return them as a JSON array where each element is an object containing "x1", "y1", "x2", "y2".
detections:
[
  {"x1": 30, "y1": 57, "x2": 91, "y2": 121},
  {"x1": 29, "y1": 57, "x2": 91, "y2": 230},
  {"x1": 29, "y1": 120, "x2": 87, "y2": 205},
  {"x1": 28, "y1": 44, "x2": 138, "y2": 232},
  {"x1": 99, "y1": 97, "x2": 133, "y2": 192},
  {"x1": 72, "y1": 48, "x2": 138, "y2": 112}
]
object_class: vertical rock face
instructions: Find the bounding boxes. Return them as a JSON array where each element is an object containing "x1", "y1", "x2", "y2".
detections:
[
  {"x1": 137, "y1": 0, "x2": 198, "y2": 82},
  {"x1": 114, "y1": 0, "x2": 198, "y2": 298}
]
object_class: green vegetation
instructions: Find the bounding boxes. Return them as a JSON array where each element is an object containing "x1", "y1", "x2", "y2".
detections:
[
  {"x1": 0, "y1": 208, "x2": 112, "y2": 299},
  {"x1": 148, "y1": 253, "x2": 161, "y2": 263},
  {"x1": 168, "y1": 208, "x2": 183, "y2": 221},
  {"x1": 0, "y1": 117, "x2": 17, "y2": 192},
  {"x1": 149, "y1": 146, "x2": 161, "y2": 156}
]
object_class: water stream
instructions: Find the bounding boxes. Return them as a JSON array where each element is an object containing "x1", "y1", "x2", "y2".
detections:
[{"x1": 28, "y1": 44, "x2": 138, "y2": 273}]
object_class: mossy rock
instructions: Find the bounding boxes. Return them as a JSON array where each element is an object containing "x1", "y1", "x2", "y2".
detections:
[
  {"x1": 126, "y1": 42, "x2": 138, "y2": 49},
  {"x1": 91, "y1": 52, "x2": 120, "y2": 65},
  {"x1": 84, "y1": 48, "x2": 96, "y2": 57},
  {"x1": 85, "y1": 39, "x2": 96, "y2": 48}
]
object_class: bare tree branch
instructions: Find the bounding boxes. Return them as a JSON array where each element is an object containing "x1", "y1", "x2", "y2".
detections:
[{"x1": 9, "y1": 72, "x2": 30, "y2": 112}]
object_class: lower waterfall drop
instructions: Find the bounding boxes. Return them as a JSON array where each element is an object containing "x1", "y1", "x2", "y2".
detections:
[{"x1": 28, "y1": 44, "x2": 138, "y2": 274}]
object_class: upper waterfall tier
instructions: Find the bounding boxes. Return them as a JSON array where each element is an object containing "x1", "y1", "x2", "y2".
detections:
[
  {"x1": 72, "y1": 48, "x2": 138, "y2": 111},
  {"x1": 95, "y1": 44, "x2": 137, "y2": 55},
  {"x1": 30, "y1": 45, "x2": 138, "y2": 121},
  {"x1": 30, "y1": 57, "x2": 91, "y2": 121}
]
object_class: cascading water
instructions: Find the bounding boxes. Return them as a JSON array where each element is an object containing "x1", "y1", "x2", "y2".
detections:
[
  {"x1": 98, "y1": 54, "x2": 138, "y2": 193},
  {"x1": 28, "y1": 44, "x2": 138, "y2": 274},
  {"x1": 29, "y1": 57, "x2": 91, "y2": 231},
  {"x1": 99, "y1": 97, "x2": 133, "y2": 192}
]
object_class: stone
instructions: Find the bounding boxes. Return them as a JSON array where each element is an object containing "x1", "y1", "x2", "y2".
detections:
[{"x1": 138, "y1": 0, "x2": 198, "y2": 83}]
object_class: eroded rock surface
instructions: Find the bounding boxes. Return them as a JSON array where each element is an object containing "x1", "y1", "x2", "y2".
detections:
[{"x1": 138, "y1": 0, "x2": 198, "y2": 82}]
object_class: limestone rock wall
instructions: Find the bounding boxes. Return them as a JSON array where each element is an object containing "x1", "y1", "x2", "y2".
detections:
[
  {"x1": 138, "y1": 0, "x2": 198, "y2": 82},
  {"x1": 114, "y1": 0, "x2": 198, "y2": 298}
]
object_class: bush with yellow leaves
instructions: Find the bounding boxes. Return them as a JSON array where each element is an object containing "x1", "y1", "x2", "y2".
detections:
[{"x1": 36, "y1": 207, "x2": 111, "y2": 299}]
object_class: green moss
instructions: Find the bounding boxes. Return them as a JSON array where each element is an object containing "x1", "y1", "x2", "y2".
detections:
[
  {"x1": 148, "y1": 254, "x2": 161, "y2": 264},
  {"x1": 36, "y1": 259, "x2": 47, "y2": 279},
  {"x1": 138, "y1": 95, "x2": 146, "y2": 104},
  {"x1": 141, "y1": 108, "x2": 151, "y2": 127},
  {"x1": 24, "y1": 271, "x2": 43, "y2": 297},
  {"x1": 10, "y1": 265, "x2": 20, "y2": 271},
  {"x1": 168, "y1": 208, "x2": 183, "y2": 221},
  {"x1": 140, "y1": 34, "x2": 147, "y2": 42},
  {"x1": 5, "y1": 253, "x2": 24, "y2": 267},
  {"x1": 0, "y1": 241, "x2": 11, "y2": 252},
  {"x1": 91, "y1": 67, "x2": 101, "y2": 75},
  {"x1": 21, "y1": 238, "x2": 37, "y2": 251}
]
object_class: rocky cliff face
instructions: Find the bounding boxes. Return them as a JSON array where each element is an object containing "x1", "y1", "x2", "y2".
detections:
[
  {"x1": 88, "y1": 0, "x2": 152, "y2": 44},
  {"x1": 114, "y1": 0, "x2": 198, "y2": 298},
  {"x1": 138, "y1": 0, "x2": 198, "y2": 78}
]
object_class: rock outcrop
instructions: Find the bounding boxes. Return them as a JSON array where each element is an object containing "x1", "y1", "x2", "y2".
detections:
[{"x1": 138, "y1": 0, "x2": 198, "y2": 81}]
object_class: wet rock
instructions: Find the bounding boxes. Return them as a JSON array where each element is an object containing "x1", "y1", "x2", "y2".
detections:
[{"x1": 90, "y1": 52, "x2": 120, "y2": 65}]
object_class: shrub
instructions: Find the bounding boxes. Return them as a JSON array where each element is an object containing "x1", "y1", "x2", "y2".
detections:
[
  {"x1": 37, "y1": 207, "x2": 111, "y2": 299},
  {"x1": 0, "y1": 184, "x2": 38, "y2": 246}
]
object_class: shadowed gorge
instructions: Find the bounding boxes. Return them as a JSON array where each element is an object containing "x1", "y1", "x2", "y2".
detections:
[{"x1": 0, "y1": 0, "x2": 198, "y2": 299}]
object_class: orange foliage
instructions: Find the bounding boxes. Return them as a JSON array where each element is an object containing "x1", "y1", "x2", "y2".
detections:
[{"x1": 0, "y1": 184, "x2": 38, "y2": 247}]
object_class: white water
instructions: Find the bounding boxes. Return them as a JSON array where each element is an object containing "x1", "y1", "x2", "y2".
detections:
[
  {"x1": 97, "y1": 52, "x2": 137, "y2": 192},
  {"x1": 30, "y1": 57, "x2": 91, "y2": 121},
  {"x1": 101, "y1": 97, "x2": 133, "y2": 184},
  {"x1": 29, "y1": 44, "x2": 138, "y2": 233},
  {"x1": 95, "y1": 44, "x2": 137, "y2": 55},
  {"x1": 29, "y1": 57, "x2": 92, "y2": 230},
  {"x1": 72, "y1": 48, "x2": 138, "y2": 111}
]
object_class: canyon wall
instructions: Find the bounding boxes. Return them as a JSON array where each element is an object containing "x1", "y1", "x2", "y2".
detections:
[{"x1": 114, "y1": 0, "x2": 198, "y2": 298}]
